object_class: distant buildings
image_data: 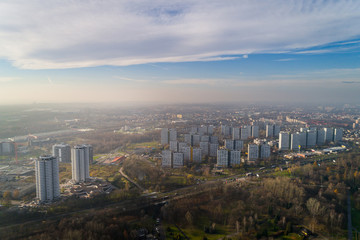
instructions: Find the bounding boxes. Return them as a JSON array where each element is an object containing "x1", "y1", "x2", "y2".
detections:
[
  {"x1": 161, "y1": 150, "x2": 172, "y2": 167},
  {"x1": 52, "y1": 144, "x2": 71, "y2": 163},
  {"x1": 260, "y1": 143, "x2": 271, "y2": 159},
  {"x1": 232, "y1": 127, "x2": 240, "y2": 140},
  {"x1": 279, "y1": 132, "x2": 290, "y2": 151},
  {"x1": 0, "y1": 141, "x2": 14, "y2": 155},
  {"x1": 169, "y1": 141, "x2": 178, "y2": 152},
  {"x1": 225, "y1": 139, "x2": 234, "y2": 150},
  {"x1": 248, "y1": 144, "x2": 259, "y2": 162},
  {"x1": 217, "y1": 149, "x2": 229, "y2": 167},
  {"x1": 241, "y1": 126, "x2": 251, "y2": 140},
  {"x1": 192, "y1": 148, "x2": 202, "y2": 163},
  {"x1": 306, "y1": 130, "x2": 317, "y2": 147},
  {"x1": 161, "y1": 128, "x2": 169, "y2": 145},
  {"x1": 230, "y1": 150, "x2": 241, "y2": 166},
  {"x1": 334, "y1": 128, "x2": 343, "y2": 142},
  {"x1": 35, "y1": 155, "x2": 60, "y2": 202},
  {"x1": 266, "y1": 125, "x2": 280, "y2": 138},
  {"x1": 173, "y1": 152, "x2": 184, "y2": 168},
  {"x1": 209, "y1": 143, "x2": 219, "y2": 157}
]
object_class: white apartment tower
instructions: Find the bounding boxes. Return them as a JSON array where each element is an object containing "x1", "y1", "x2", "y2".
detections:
[
  {"x1": 169, "y1": 141, "x2": 178, "y2": 152},
  {"x1": 232, "y1": 127, "x2": 240, "y2": 140},
  {"x1": 260, "y1": 143, "x2": 271, "y2": 159},
  {"x1": 317, "y1": 128, "x2": 326, "y2": 145},
  {"x1": 251, "y1": 125, "x2": 259, "y2": 138},
  {"x1": 266, "y1": 125, "x2": 274, "y2": 137},
  {"x1": 234, "y1": 140, "x2": 244, "y2": 151},
  {"x1": 225, "y1": 139, "x2": 234, "y2": 150},
  {"x1": 173, "y1": 152, "x2": 184, "y2": 168},
  {"x1": 334, "y1": 128, "x2": 343, "y2": 142},
  {"x1": 35, "y1": 156, "x2": 60, "y2": 202},
  {"x1": 161, "y1": 128, "x2": 169, "y2": 145},
  {"x1": 230, "y1": 150, "x2": 241, "y2": 166},
  {"x1": 161, "y1": 150, "x2": 172, "y2": 167},
  {"x1": 192, "y1": 134, "x2": 201, "y2": 146},
  {"x1": 71, "y1": 145, "x2": 91, "y2": 183},
  {"x1": 209, "y1": 143, "x2": 219, "y2": 157},
  {"x1": 169, "y1": 128, "x2": 177, "y2": 142},
  {"x1": 192, "y1": 148, "x2": 202, "y2": 163},
  {"x1": 217, "y1": 149, "x2": 229, "y2": 167},
  {"x1": 200, "y1": 141, "x2": 209, "y2": 157},
  {"x1": 274, "y1": 125, "x2": 281, "y2": 137},
  {"x1": 324, "y1": 127, "x2": 334, "y2": 142},
  {"x1": 52, "y1": 144, "x2": 71, "y2": 163},
  {"x1": 248, "y1": 144, "x2": 259, "y2": 161},
  {"x1": 290, "y1": 133, "x2": 300, "y2": 151},
  {"x1": 306, "y1": 130, "x2": 317, "y2": 147},
  {"x1": 279, "y1": 132, "x2": 290, "y2": 150},
  {"x1": 241, "y1": 126, "x2": 251, "y2": 140}
]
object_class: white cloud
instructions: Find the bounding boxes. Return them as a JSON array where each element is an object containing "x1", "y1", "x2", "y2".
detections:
[
  {"x1": 0, "y1": 0, "x2": 359, "y2": 69},
  {"x1": 274, "y1": 58, "x2": 295, "y2": 62}
]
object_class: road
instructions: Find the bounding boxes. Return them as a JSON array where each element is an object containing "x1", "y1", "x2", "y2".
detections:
[{"x1": 119, "y1": 167, "x2": 145, "y2": 192}]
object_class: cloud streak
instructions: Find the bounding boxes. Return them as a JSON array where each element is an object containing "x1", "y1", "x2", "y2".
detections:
[{"x1": 0, "y1": 0, "x2": 359, "y2": 69}]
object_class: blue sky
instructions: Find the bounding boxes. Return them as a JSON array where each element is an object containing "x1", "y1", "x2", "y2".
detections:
[{"x1": 0, "y1": 0, "x2": 360, "y2": 104}]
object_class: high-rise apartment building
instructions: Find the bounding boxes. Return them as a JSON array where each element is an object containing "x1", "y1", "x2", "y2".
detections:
[
  {"x1": 169, "y1": 128, "x2": 177, "y2": 142},
  {"x1": 241, "y1": 126, "x2": 251, "y2": 140},
  {"x1": 298, "y1": 131, "x2": 307, "y2": 148},
  {"x1": 201, "y1": 135, "x2": 210, "y2": 142},
  {"x1": 251, "y1": 125, "x2": 259, "y2": 138},
  {"x1": 324, "y1": 127, "x2": 334, "y2": 143},
  {"x1": 306, "y1": 130, "x2": 317, "y2": 147},
  {"x1": 234, "y1": 140, "x2": 244, "y2": 151},
  {"x1": 161, "y1": 150, "x2": 172, "y2": 167},
  {"x1": 71, "y1": 145, "x2": 91, "y2": 182},
  {"x1": 217, "y1": 149, "x2": 229, "y2": 167},
  {"x1": 334, "y1": 128, "x2": 343, "y2": 142},
  {"x1": 35, "y1": 155, "x2": 60, "y2": 202},
  {"x1": 52, "y1": 144, "x2": 71, "y2": 163},
  {"x1": 210, "y1": 136, "x2": 218, "y2": 144},
  {"x1": 209, "y1": 143, "x2": 219, "y2": 157},
  {"x1": 192, "y1": 148, "x2": 202, "y2": 163},
  {"x1": 161, "y1": 128, "x2": 169, "y2": 145},
  {"x1": 225, "y1": 139, "x2": 234, "y2": 150},
  {"x1": 317, "y1": 128, "x2": 326, "y2": 145},
  {"x1": 169, "y1": 141, "x2": 178, "y2": 152},
  {"x1": 274, "y1": 125, "x2": 281, "y2": 137},
  {"x1": 173, "y1": 152, "x2": 184, "y2": 168},
  {"x1": 279, "y1": 132, "x2": 290, "y2": 150},
  {"x1": 290, "y1": 133, "x2": 300, "y2": 151},
  {"x1": 232, "y1": 127, "x2": 240, "y2": 140},
  {"x1": 230, "y1": 150, "x2": 241, "y2": 166},
  {"x1": 260, "y1": 143, "x2": 270, "y2": 159},
  {"x1": 266, "y1": 124, "x2": 274, "y2": 137},
  {"x1": 200, "y1": 141, "x2": 209, "y2": 157},
  {"x1": 248, "y1": 144, "x2": 259, "y2": 161},
  {"x1": 184, "y1": 134, "x2": 192, "y2": 145}
]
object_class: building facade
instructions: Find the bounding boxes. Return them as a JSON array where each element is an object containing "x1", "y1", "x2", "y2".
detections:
[
  {"x1": 35, "y1": 155, "x2": 60, "y2": 202},
  {"x1": 71, "y1": 145, "x2": 91, "y2": 182}
]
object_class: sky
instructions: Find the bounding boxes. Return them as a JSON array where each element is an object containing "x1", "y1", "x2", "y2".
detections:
[{"x1": 0, "y1": 0, "x2": 360, "y2": 105}]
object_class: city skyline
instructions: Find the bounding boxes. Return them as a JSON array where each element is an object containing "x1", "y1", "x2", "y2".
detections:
[{"x1": 0, "y1": 1, "x2": 360, "y2": 104}]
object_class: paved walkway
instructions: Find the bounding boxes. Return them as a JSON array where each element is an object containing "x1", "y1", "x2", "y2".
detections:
[{"x1": 119, "y1": 167, "x2": 145, "y2": 192}]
